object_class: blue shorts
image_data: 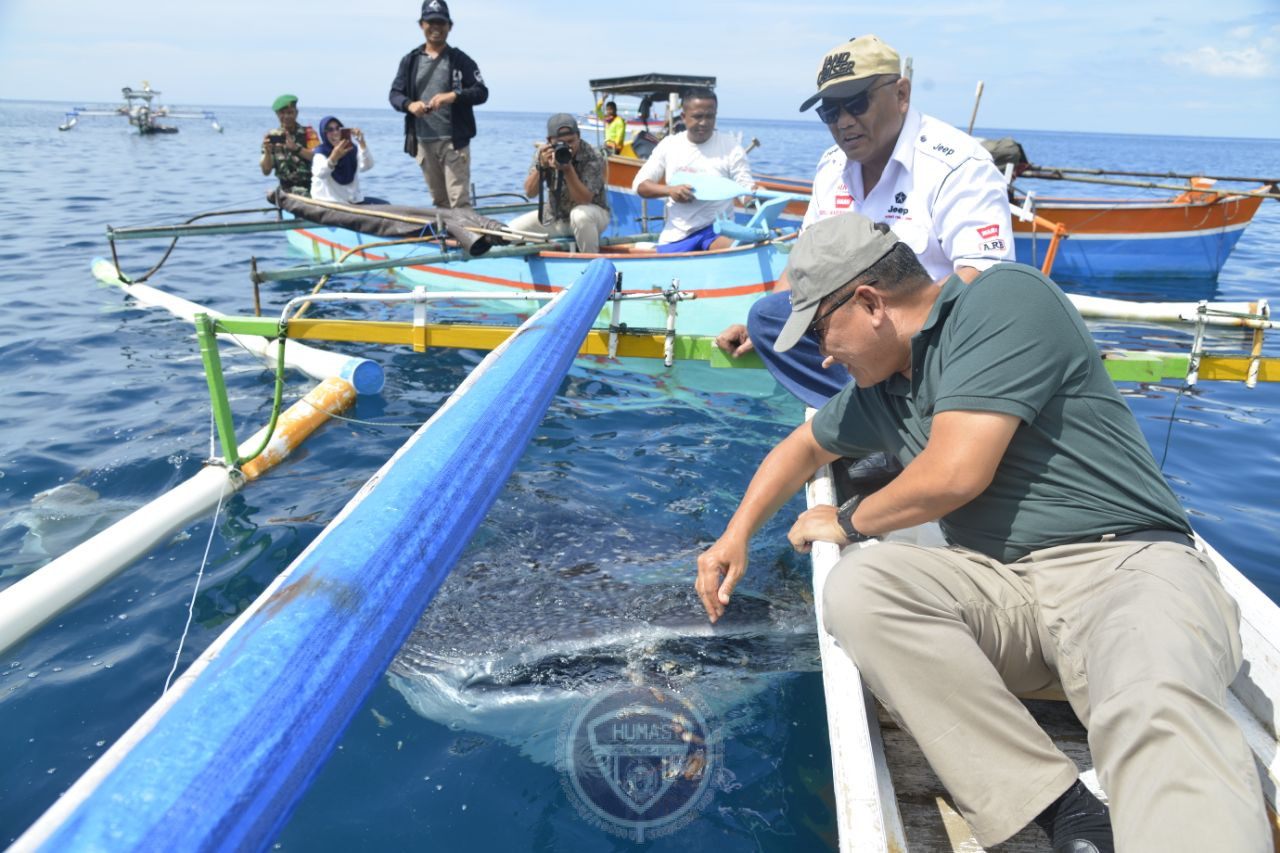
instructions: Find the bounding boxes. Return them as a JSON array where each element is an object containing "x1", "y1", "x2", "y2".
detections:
[
  {"x1": 655, "y1": 223, "x2": 719, "y2": 254},
  {"x1": 747, "y1": 290, "x2": 851, "y2": 407}
]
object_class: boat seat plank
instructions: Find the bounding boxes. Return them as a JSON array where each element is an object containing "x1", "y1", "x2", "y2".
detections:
[{"x1": 878, "y1": 700, "x2": 1103, "y2": 851}]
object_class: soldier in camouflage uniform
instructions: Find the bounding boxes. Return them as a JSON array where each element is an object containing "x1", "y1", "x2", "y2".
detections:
[{"x1": 260, "y1": 94, "x2": 319, "y2": 197}]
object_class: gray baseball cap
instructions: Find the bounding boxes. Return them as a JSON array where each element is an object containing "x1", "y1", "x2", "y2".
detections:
[
  {"x1": 546, "y1": 113, "x2": 579, "y2": 136},
  {"x1": 773, "y1": 212, "x2": 901, "y2": 352}
]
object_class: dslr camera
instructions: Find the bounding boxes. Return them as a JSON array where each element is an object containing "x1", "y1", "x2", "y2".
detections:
[{"x1": 551, "y1": 140, "x2": 573, "y2": 166}]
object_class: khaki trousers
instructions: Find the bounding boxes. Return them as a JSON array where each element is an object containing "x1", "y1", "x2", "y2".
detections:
[
  {"x1": 415, "y1": 138, "x2": 471, "y2": 209},
  {"x1": 821, "y1": 538, "x2": 1268, "y2": 851},
  {"x1": 507, "y1": 205, "x2": 610, "y2": 253}
]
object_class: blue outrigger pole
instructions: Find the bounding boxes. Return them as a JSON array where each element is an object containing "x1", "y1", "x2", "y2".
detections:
[{"x1": 15, "y1": 260, "x2": 618, "y2": 852}]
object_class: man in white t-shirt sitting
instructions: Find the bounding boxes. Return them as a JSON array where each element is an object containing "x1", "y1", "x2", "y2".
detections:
[{"x1": 631, "y1": 88, "x2": 754, "y2": 253}]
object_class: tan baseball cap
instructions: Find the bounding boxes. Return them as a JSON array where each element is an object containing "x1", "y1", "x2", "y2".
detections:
[
  {"x1": 798, "y1": 35, "x2": 901, "y2": 112},
  {"x1": 773, "y1": 212, "x2": 901, "y2": 353}
]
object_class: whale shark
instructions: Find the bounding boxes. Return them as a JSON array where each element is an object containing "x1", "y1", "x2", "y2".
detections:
[{"x1": 388, "y1": 521, "x2": 819, "y2": 766}]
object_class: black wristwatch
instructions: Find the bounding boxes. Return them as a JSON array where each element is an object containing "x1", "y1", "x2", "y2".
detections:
[{"x1": 836, "y1": 496, "x2": 870, "y2": 544}]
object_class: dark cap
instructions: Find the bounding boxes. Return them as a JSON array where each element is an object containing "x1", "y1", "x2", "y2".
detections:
[
  {"x1": 420, "y1": 0, "x2": 451, "y2": 22},
  {"x1": 546, "y1": 113, "x2": 579, "y2": 136},
  {"x1": 773, "y1": 212, "x2": 901, "y2": 352},
  {"x1": 798, "y1": 35, "x2": 901, "y2": 112}
]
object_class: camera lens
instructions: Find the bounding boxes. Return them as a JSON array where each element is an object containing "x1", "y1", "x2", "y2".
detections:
[{"x1": 553, "y1": 142, "x2": 572, "y2": 165}]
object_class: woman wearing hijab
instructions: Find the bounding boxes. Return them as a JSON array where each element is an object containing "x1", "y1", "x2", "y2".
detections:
[{"x1": 310, "y1": 115, "x2": 380, "y2": 204}]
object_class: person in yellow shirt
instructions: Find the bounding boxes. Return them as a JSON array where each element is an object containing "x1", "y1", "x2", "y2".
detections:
[{"x1": 599, "y1": 100, "x2": 625, "y2": 154}]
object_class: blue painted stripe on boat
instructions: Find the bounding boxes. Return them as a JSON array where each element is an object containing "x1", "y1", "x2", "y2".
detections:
[
  {"x1": 1014, "y1": 228, "x2": 1247, "y2": 279},
  {"x1": 27, "y1": 259, "x2": 618, "y2": 852}
]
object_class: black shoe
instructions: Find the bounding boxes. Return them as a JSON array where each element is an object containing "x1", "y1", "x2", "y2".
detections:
[{"x1": 1033, "y1": 780, "x2": 1114, "y2": 853}]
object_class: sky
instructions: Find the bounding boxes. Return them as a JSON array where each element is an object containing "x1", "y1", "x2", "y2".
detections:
[{"x1": 1, "y1": 0, "x2": 1277, "y2": 138}]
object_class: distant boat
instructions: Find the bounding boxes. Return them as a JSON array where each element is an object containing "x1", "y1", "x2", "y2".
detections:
[{"x1": 58, "y1": 82, "x2": 222, "y2": 135}]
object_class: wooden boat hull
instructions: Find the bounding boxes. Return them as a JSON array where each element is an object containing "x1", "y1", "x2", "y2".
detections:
[
  {"x1": 1012, "y1": 194, "x2": 1264, "y2": 280},
  {"x1": 602, "y1": 156, "x2": 1264, "y2": 280},
  {"x1": 286, "y1": 224, "x2": 791, "y2": 339}
]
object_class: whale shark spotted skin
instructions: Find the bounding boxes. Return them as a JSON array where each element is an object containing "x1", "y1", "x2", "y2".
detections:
[{"x1": 388, "y1": 540, "x2": 819, "y2": 765}]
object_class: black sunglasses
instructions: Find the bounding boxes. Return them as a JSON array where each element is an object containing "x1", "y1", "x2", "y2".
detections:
[
  {"x1": 815, "y1": 78, "x2": 898, "y2": 124},
  {"x1": 807, "y1": 283, "x2": 869, "y2": 344}
]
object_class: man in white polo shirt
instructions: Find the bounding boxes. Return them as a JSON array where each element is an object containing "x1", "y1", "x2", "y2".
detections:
[
  {"x1": 631, "y1": 88, "x2": 754, "y2": 253},
  {"x1": 716, "y1": 35, "x2": 1013, "y2": 406}
]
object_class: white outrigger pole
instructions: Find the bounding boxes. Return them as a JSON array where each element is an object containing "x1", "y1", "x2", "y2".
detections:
[{"x1": 0, "y1": 263, "x2": 385, "y2": 657}]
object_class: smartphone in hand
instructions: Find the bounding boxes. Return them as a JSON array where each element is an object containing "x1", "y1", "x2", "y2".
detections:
[{"x1": 339, "y1": 128, "x2": 352, "y2": 142}]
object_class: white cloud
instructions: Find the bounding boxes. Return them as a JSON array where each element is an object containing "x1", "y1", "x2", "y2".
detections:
[{"x1": 1168, "y1": 45, "x2": 1272, "y2": 78}]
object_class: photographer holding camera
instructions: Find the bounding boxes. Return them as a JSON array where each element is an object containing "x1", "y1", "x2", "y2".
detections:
[{"x1": 506, "y1": 114, "x2": 610, "y2": 253}]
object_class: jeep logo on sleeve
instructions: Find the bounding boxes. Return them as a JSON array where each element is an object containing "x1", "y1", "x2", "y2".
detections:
[{"x1": 817, "y1": 52, "x2": 855, "y2": 85}]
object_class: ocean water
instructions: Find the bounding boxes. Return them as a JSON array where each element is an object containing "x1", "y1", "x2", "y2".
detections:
[{"x1": 0, "y1": 100, "x2": 1278, "y2": 851}]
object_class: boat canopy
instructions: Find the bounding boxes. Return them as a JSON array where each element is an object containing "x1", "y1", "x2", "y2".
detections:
[{"x1": 588, "y1": 73, "x2": 716, "y2": 99}]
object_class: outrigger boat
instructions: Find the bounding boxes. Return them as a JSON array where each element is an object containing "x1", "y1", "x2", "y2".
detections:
[
  {"x1": 7, "y1": 193, "x2": 1280, "y2": 845},
  {"x1": 103, "y1": 191, "x2": 1277, "y2": 363},
  {"x1": 579, "y1": 73, "x2": 715, "y2": 140},
  {"x1": 605, "y1": 160, "x2": 1275, "y2": 281},
  {"x1": 271, "y1": 190, "x2": 791, "y2": 340},
  {"x1": 58, "y1": 82, "x2": 223, "y2": 135}
]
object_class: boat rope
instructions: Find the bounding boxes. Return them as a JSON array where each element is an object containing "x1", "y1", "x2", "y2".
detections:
[
  {"x1": 108, "y1": 206, "x2": 283, "y2": 284},
  {"x1": 164, "y1": 443, "x2": 228, "y2": 694},
  {"x1": 1157, "y1": 304, "x2": 1210, "y2": 471}
]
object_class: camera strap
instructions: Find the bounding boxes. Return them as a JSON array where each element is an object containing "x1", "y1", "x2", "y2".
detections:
[{"x1": 415, "y1": 53, "x2": 446, "y2": 101}]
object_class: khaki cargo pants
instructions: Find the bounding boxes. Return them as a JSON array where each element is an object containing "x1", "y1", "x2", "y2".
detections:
[
  {"x1": 821, "y1": 538, "x2": 1268, "y2": 851},
  {"x1": 415, "y1": 138, "x2": 471, "y2": 209}
]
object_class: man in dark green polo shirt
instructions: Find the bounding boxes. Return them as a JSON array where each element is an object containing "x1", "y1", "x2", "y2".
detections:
[{"x1": 694, "y1": 212, "x2": 1267, "y2": 852}]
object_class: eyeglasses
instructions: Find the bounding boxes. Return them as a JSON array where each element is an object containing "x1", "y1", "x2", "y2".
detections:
[
  {"x1": 815, "y1": 79, "x2": 898, "y2": 124},
  {"x1": 807, "y1": 283, "x2": 870, "y2": 344},
  {"x1": 325, "y1": 125, "x2": 342, "y2": 134}
]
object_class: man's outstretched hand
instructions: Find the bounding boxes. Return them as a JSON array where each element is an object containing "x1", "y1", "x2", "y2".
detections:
[
  {"x1": 695, "y1": 536, "x2": 748, "y2": 623},
  {"x1": 715, "y1": 323, "x2": 754, "y2": 357}
]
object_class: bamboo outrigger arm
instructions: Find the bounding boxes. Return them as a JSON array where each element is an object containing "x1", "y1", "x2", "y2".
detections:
[
  {"x1": 1019, "y1": 171, "x2": 1280, "y2": 201},
  {"x1": 1028, "y1": 164, "x2": 1280, "y2": 189}
]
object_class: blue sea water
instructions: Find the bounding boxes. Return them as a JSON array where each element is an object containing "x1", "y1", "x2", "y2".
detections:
[{"x1": 0, "y1": 100, "x2": 1277, "y2": 851}]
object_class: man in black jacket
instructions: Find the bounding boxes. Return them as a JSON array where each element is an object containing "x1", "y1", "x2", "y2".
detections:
[{"x1": 388, "y1": 0, "x2": 488, "y2": 208}]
